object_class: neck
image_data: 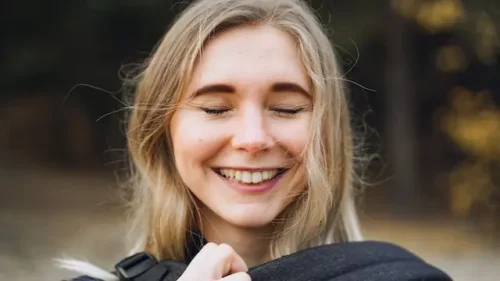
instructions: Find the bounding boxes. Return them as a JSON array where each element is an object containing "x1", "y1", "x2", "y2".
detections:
[{"x1": 198, "y1": 208, "x2": 274, "y2": 268}]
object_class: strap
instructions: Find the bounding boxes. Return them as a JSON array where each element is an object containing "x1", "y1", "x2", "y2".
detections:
[
  {"x1": 115, "y1": 252, "x2": 158, "y2": 280},
  {"x1": 114, "y1": 252, "x2": 187, "y2": 281}
]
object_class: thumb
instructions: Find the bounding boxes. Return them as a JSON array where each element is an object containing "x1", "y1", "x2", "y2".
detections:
[{"x1": 220, "y1": 272, "x2": 251, "y2": 281}]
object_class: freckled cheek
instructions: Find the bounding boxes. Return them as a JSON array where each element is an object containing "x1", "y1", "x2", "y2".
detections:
[
  {"x1": 270, "y1": 118, "x2": 310, "y2": 157},
  {"x1": 171, "y1": 113, "x2": 229, "y2": 165}
]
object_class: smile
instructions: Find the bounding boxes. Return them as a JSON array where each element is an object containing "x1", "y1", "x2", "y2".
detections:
[{"x1": 214, "y1": 168, "x2": 287, "y2": 185}]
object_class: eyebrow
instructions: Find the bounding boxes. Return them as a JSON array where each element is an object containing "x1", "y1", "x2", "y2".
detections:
[
  {"x1": 271, "y1": 82, "x2": 310, "y2": 97},
  {"x1": 191, "y1": 82, "x2": 311, "y2": 98},
  {"x1": 192, "y1": 84, "x2": 235, "y2": 97}
]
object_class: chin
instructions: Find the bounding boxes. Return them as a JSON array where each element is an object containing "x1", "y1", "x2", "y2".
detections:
[
  {"x1": 228, "y1": 217, "x2": 274, "y2": 229},
  {"x1": 220, "y1": 206, "x2": 278, "y2": 228}
]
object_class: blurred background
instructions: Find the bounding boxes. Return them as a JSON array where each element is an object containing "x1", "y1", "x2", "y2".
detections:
[{"x1": 1, "y1": 0, "x2": 499, "y2": 280}]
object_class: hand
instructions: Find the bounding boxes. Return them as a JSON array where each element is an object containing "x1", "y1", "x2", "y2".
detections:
[{"x1": 178, "y1": 243, "x2": 251, "y2": 281}]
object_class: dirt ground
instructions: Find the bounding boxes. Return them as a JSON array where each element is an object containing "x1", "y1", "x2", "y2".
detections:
[{"x1": 1, "y1": 166, "x2": 498, "y2": 281}]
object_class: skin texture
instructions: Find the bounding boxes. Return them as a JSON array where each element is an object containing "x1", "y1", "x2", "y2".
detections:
[{"x1": 170, "y1": 25, "x2": 312, "y2": 267}]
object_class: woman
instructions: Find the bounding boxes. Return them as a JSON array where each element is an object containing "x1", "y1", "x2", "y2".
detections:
[{"x1": 63, "y1": 0, "x2": 452, "y2": 280}]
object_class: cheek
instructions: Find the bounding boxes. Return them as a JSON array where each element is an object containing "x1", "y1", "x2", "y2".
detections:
[
  {"x1": 170, "y1": 111, "x2": 225, "y2": 170},
  {"x1": 270, "y1": 116, "x2": 310, "y2": 157}
]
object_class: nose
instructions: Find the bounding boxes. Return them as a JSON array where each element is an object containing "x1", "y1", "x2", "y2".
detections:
[{"x1": 231, "y1": 107, "x2": 274, "y2": 155}]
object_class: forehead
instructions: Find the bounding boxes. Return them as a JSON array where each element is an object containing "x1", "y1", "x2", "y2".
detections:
[{"x1": 188, "y1": 25, "x2": 310, "y2": 92}]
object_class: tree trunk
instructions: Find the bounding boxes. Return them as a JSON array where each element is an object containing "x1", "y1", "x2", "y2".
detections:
[{"x1": 384, "y1": 6, "x2": 420, "y2": 215}]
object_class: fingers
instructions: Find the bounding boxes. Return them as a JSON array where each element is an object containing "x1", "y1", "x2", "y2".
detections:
[
  {"x1": 179, "y1": 242, "x2": 250, "y2": 281},
  {"x1": 209, "y1": 244, "x2": 248, "y2": 276},
  {"x1": 219, "y1": 272, "x2": 252, "y2": 281},
  {"x1": 189, "y1": 242, "x2": 217, "y2": 264}
]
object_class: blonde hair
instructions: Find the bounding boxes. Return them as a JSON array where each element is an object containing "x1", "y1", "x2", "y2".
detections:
[{"x1": 60, "y1": 0, "x2": 363, "y2": 279}]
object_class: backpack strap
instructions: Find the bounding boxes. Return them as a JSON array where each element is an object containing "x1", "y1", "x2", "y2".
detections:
[
  {"x1": 114, "y1": 252, "x2": 186, "y2": 281},
  {"x1": 68, "y1": 252, "x2": 187, "y2": 281}
]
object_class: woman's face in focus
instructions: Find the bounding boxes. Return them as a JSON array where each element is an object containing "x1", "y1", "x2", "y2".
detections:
[{"x1": 170, "y1": 25, "x2": 312, "y2": 228}]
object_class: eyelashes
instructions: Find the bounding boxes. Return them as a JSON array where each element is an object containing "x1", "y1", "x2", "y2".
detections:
[
  {"x1": 200, "y1": 106, "x2": 306, "y2": 117},
  {"x1": 272, "y1": 107, "x2": 303, "y2": 115},
  {"x1": 201, "y1": 107, "x2": 229, "y2": 115}
]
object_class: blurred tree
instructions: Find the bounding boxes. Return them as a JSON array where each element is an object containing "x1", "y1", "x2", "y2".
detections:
[{"x1": 439, "y1": 87, "x2": 500, "y2": 229}]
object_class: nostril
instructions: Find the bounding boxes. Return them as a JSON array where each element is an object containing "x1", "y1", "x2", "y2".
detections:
[
  {"x1": 233, "y1": 142, "x2": 270, "y2": 155},
  {"x1": 231, "y1": 124, "x2": 275, "y2": 153}
]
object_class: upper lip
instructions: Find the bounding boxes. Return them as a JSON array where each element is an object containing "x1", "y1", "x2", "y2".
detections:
[{"x1": 213, "y1": 166, "x2": 286, "y2": 171}]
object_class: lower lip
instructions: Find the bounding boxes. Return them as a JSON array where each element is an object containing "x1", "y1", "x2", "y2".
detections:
[{"x1": 215, "y1": 171, "x2": 285, "y2": 193}]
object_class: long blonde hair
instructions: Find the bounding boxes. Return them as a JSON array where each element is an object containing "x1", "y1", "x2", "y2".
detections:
[{"x1": 60, "y1": 0, "x2": 363, "y2": 278}]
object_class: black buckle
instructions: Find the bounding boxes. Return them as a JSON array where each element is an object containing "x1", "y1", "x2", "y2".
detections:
[{"x1": 115, "y1": 252, "x2": 158, "y2": 281}]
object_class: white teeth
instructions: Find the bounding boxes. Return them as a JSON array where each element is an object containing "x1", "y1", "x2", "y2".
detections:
[
  {"x1": 251, "y1": 172, "x2": 262, "y2": 183},
  {"x1": 242, "y1": 171, "x2": 252, "y2": 183},
  {"x1": 262, "y1": 170, "x2": 269, "y2": 180},
  {"x1": 218, "y1": 169, "x2": 281, "y2": 184}
]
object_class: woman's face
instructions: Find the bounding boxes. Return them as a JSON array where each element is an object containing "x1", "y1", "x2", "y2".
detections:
[{"x1": 170, "y1": 25, "x2": 312, "y2": 228}]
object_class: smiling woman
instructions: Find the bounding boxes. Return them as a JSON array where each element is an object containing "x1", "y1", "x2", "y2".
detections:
[
  {"x1": 60, "y1": 0, "x2": 452, "y2": 280},
  {"x1": 170, "y1": 26, "x2": 312, "y2": 250}
]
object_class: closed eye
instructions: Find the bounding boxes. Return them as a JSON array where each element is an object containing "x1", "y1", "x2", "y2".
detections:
[
  {"x1": 200, "y1": 106, "x2": 305, "y2": 116},
  {"x1": 200, "y1": 107, "x2": 231, "y2": 115},
  {"x1": 272, "y1": 107, "x2": 304, "y2": 116}
]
